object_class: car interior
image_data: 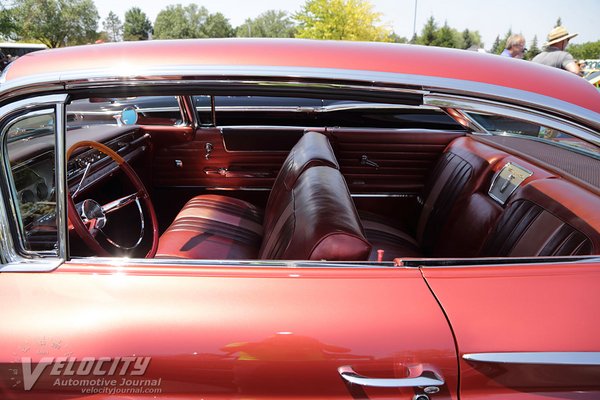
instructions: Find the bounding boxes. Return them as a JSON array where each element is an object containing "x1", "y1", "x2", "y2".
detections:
[{"x1": 5, "y1": 92, "x2": 600, "y2": 263}]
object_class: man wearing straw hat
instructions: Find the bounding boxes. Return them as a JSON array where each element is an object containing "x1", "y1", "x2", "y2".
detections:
[{"x1": 532, "y1": 26, "x2": 580, "y2": 75}]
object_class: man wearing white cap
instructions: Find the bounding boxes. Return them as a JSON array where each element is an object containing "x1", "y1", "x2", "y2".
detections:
[{"x1": 532, "y1": 26, "x2": 580, "y2": 75}]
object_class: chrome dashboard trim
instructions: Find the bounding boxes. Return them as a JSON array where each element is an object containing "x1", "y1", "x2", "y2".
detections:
[{"x1": 463, "y1": 352, "x2": 600, "y2": 366}]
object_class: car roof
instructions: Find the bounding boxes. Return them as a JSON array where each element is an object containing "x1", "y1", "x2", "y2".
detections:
[{"x1": 2, "y1": 38, "x2": 600, "y2": 114}]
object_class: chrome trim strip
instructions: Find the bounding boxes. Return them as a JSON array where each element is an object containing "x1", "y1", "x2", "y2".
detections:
[
  {"x1": 463, "y1": 352, "x2": 600, "y2": 366},
  {"x1": 55, "y1": 102, "x2": 67, "y2": 261},
  {"x1": 351, "y1": 193, "x2": 418, "y2": 198},
  {"x1": 67, "y1": 257, "x2": 397, "y2": 269},
  {"x1": 425, "y1": 94, "x2": 600, "y2": 148},
  {"x1": 0, "y1": 94, "x2": 67, "y2": 270},
  {"x1": 1, "y1": 65, "x2": 598, "y2": 130}
]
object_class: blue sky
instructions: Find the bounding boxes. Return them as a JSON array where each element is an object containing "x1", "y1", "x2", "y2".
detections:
[{"x1": 95, "y1": 0, "x2": 599, "y2": 48}]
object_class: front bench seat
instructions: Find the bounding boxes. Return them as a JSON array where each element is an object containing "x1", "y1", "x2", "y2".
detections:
[{"x1": 156, "y1": 131, "x2": 370, "y2": 260}]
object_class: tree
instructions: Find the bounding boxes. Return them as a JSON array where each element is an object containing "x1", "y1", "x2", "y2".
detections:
[
  {"x1": 416, "y1": 16, "x2": 437, "y2": 46},
  {"x1": 11, "y1": 0, "x2": 99, "y2": 47},
  {"x1": 0, "y1": 4, "x2": 17, "y2": 39},
  {"x1": 524, "y1": 35, "x2": 541, "y2": 60},
  {"x1": 123, "y1": 7, "x2": 152, "y2": 41},
  {"x1": 103, "y1": 11, "x2": 122, "y2": 42},
  {"x1": 236, "y1": 10, "x2": 296, "y2": 38},
  {"x1": 203, "y1": 12, "x2": 234, "y2": 38},
  {"x1": 490, "y1": 35, "x2": 501, "y2": 54},
  {"x1": 462, "y1": 28, "x2": 473, "y2": 49},
  {"x1": 388, "y1": 32, "x2": 408, "y2": 43},
  {"x1": 294, "y1": 0, "x2": 391, "y2": 42},
  {"x1": 154, "y1": 4, "x2": 233, "y2": 39},
  {"x1": 432, "y1": 21, "x2": 457, "y2": 48},
  {"x1": 568, "y1": 40, "x2": 600, "y2": 59},
  {"x1": 154, "y1": 5, "x2": 202, "y2": 39}
]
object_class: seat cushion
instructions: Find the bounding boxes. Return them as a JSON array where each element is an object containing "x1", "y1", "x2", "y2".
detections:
[
  {"x1": 360, "y1": 211, "x2": 422, "y2": 261},
  {"x1": 156, "y1": 195, "x2": 264, "y2": 259}
]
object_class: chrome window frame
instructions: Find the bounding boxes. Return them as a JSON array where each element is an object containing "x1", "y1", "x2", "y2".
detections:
[
  {"x1": 0, "y1": 69, "x2": 598, "y2": 271},
  {"x1": 0, "y1": 94, "x2": 67, "y2": 271}
]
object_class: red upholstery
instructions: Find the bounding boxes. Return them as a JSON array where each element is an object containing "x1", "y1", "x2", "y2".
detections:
[
  {"x1": 361, "y1": 135, "x2": 600, "y2": 260},
  {"x1": 482, "y1": 179, "x2": 600, "y2": 256},
  {"x1": 156, "y1": 131, "x2": 370, "y2": 261},
  {"x1": 359, "y1": 138, "x2": 495, "y2": 260},
  {"x1": 259, "y1": 166, "x2": 371, "y2": 260},
  {"x1": 262, "y1": 131, "x2": 338, "y2": 234},
  {"x1": 155, "y1": 195, "x2": 263, "y2": 259}
]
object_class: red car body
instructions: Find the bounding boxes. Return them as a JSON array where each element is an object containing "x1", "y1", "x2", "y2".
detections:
[{"x1": 0, "y1": 39, "x2": 599, "y2": 399}]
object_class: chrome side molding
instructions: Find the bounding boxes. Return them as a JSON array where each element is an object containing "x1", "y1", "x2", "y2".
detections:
[{"x1": 463, "y1": 352, "x2": 600, "y2": 366}]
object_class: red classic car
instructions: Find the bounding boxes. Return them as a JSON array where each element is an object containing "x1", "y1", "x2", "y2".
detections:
[{"x1": 0, "y1": 39, "x2": 599, "y2": 399}]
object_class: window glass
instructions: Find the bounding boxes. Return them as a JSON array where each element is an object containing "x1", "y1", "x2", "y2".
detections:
[
  {"x1": 468, "y1": 112, "x2": 600, "y2": 156},
  {"x1": 4, "y1": 109, "x2": 58, "y2": 255},
  {"x1": 194, "y1": 95, "x2": 461, "y2": 129},
  {"x1": 67, "y1": 96, "x2": 182, "y2": 128}
]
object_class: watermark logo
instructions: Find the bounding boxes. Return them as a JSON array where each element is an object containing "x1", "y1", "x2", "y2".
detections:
[{"x1": 22, "y1": 356, "x2": 151, "y2": 391}]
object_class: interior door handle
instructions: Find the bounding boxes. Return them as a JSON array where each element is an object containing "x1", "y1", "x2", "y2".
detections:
[{"x1": 338, "y1": 365, "x2": 444, "y2": 388}]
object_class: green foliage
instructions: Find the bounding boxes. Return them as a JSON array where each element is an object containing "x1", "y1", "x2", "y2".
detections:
[
  {"x1": 154, "y1": 4, "x2": 233, "y2": 39},
  {"x1": 524, "y1": 35, "x2": 541, "y2": 60},
  {"x1": 102, "y1": 11, "x2": 122, "y2": 42},
  {"x1": 11, "y1": 0, "x2": 99, "y2": 47},
  {"x1": 294, "y1": 0, "x2": 391, "y2": 42},
  {"x1": 490, "y1": 35, "x2": 501, "y2": 54},
  {"x1": 0, "y1": 5, "x2": 17, "y2": 40},
  {"x1": 204, "y1": 12, "x2": 234, "y2": 38},
  {"x1": 416, "y1": 16, "x2": 437, "y2": 46},
  {"x1": 388, "y1": 32, "x2": 408, "y2": 43},
  {"x1": 414, "y1": 16, "x2": 480, "y2": 49},
  {"x1": 236, "y1": 10, "x2": 296, "y2": 38},
  {"x1": 568, "y1": 41, "x2": 600, "y2": 59},
  {"x1": 123, "y1": 7, "x2": 152, "y2": 41}
]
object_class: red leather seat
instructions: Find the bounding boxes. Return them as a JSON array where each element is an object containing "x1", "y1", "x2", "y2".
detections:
[
  {"x1": 156, "y1": 131, "x2": 370, "y2": 260},
  {"x1": 361, "y1": 140, "x2": 494, "y2": 260}
]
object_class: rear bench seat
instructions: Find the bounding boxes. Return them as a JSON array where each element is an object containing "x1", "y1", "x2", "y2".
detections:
[
  {"x1": 362, "y1": 136, "x2": 600, "y2": 260},
  {"x1": 156, "y1": 132, "x2": 371, "y2": 260}
]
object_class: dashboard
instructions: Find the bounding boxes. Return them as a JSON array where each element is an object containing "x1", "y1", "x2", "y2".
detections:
[{"x1": 8, "y1": 125, "x2": 149, "y2": 251}]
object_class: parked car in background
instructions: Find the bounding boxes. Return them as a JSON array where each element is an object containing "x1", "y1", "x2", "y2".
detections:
[
  {"x1": 0, "y1": 42, "x2": 48, "y2": 72},
  {"x1": 0, "y1": 39, "x2": 599, "y2": 399}
]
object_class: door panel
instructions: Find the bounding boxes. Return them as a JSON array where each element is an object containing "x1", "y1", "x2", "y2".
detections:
[
  {"x1": 423, "y1": 262, "x2": 600, "y2": 399},
  {"x1": 327, "y1": 128, "x2": 465, "y2": 193},
  {"x1": 152, "y1": 127, "x2": 301, "y2": 189},
  {"x1": 0, "y1": 263, "x2": 458, "y2": 399}
]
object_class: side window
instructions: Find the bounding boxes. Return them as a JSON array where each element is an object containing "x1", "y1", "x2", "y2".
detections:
[
  {"x1": 2, "y1": 108, "x2": 58, "y2": 256},
  {"x1": 467, "y1": 112, "x2": 600, "y2": 157}
]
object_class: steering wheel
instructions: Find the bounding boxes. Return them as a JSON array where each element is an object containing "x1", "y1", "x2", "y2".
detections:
[{"x1": 67, "y1": 140, "x2": 158, "y2": 258}]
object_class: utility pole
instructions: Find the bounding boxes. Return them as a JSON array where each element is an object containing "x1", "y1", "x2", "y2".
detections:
[{"x1": 412, "y1": 0, "x2": 418, "y2": 39}]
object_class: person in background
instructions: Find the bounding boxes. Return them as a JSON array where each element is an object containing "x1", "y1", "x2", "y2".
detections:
[
  {"x1": 532, "y1": 26, "x2": 580, "y2": 75},
  {"x1": 501, "y1": 34, "x2": 526, "y2": 59}
]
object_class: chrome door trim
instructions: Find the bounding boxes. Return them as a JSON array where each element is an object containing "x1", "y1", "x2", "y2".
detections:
[
  {"x1": 463, "y1": 352, "x2": 600, "y2": 365},
  {"x1": 0, "y1": 94, "x2": 67, "y2": 270}
]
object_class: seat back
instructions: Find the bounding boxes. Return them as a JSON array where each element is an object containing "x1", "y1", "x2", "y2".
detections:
[
  {"x1": 482, "y1": 179, "x2": 600, "y2": 257},
  {"x1": 259, "y1": 166, "x2": 371, "y2": 260},
  {"x1": 262, "y1": 131, "x2": 339, "y2": 234}
]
